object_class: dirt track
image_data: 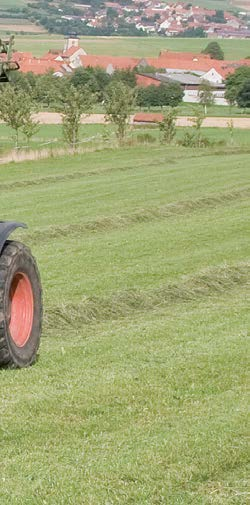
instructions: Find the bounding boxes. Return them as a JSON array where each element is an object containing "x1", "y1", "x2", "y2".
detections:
[{"x1": 34, "y1": 112, "x2": 250, "y2": 129}]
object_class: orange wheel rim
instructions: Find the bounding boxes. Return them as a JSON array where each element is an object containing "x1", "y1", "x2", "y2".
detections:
[{"x1": 9, "y1": 273, "x2": 34, "y2": 347}]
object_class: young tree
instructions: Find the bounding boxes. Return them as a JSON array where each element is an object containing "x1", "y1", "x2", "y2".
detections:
[
  {"x1": 158, "y1": 108, "x2": 177, "y2": 144},
  {"x1": 189, "y1": 108, "x2": 205, "y2": 147},
  {"x1": 21, "y1": 117, "x2": 40, "y2": 146},
  {"x1": 198, "y1": 80, "x2": 215, "y2": 114},
  {"x1": 227, "y1": 118, "x2": 234, "y2": 145},
  {"x1": 0, "y1": 86, "x2": 38, "y2": 147},
  {"x1": 57, "y1": 83, "x2": 94, "y2": 150},
  {"x1": 202, "y1": 41, "x2": 224, "y2": 60},
  {"x1": 104, "y1": 81, "x2": 135, "y2": 143}
]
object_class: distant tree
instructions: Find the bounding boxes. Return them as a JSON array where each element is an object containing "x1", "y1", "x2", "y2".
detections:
[
  {"x1": 159, "y1": 82, "x2": 184, "y2": 107},
  {"x1": 202, "y1": 41, "x2": 224, "y2": 60},
  {"x1": 104, "y1": 81, "x2": 135, "y2": 143},
  {"x1": 70, "y1": 66, "x2": 110, "y2": 101},
  {"x1": 225, "y1": 66, "x2": 250, "y2": 105},
  {"x1": 136, "y1": 86, "x2": 149, "y2": 108},
  {"x1": 111, "y1": 68, "x2": 137, "y2": 88},
  {"x1": 34, "y1": 71, "x2": 61, "y2": 107},
  {"x1": 177, "y1": 27, "x2": 206, "y2": 38},
  {"x1": 206, "y1": 9, "x2": 225, "y2": 23},
  {"x1": 145, "y1": 84, "x2": 160, "y2": 107},
  {"x1": 136, "y1": 82, "x2": 183, "y2": 108},
  {"x1": 198, "y1": 80, "x2": 215, "y2": 114},
  {"x1": 0, "y1": 86, "x2": 38, "y2": 147},
  {"x1": 106, "y1": 7, "x2": 117, "y2": 20},
  {"x1": 236, "y1": 79, "x2": 250, "y2": 108}
]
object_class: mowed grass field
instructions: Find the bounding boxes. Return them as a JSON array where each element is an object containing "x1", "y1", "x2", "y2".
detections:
[
  {"x1": 13, "y1": 35, "x2": 250, "y2": 60},
  {"x1": 0, "y1": 138, "x2": 249, "y2": 504}
]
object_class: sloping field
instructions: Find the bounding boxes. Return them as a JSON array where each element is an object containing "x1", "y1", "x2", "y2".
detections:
[
  {"x1": 0, "y1": 0, "x2": 27, "y2": 7},
  {"x1": 164, "y1": 0, "x2": 233, "y2": 8},
  {"x1": 0, "y1": 143, "x2": 249, "y2": 503},
  {"x1": 231, "y1": 0, "x2": 250, "y2": 10},
  {"x1": 14, "y1": 35, "x2": 250, "y2": 60}
]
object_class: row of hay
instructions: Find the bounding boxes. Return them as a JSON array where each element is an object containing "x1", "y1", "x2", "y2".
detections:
[
  {"x1": 44, "y1": 262, "x2": 250, "y2": 330},
  {"x1": 26, "y1": 187, "x2": 250, "y2": 243}
]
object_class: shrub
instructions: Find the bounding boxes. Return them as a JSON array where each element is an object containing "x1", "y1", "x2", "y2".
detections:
[
  {"x1": 179, "y1": 130, "x2": 210, "y2": 148},
  {"x1": 136, "y1": 132, "x2": 156, "y2": 144}
]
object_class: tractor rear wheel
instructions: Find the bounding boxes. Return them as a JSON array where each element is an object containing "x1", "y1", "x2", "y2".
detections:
[{"x1": 0, "y1": 240, "x2": 42, "y2": 368}]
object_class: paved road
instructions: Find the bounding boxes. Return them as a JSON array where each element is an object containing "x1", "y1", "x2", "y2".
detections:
[{"x1": 34, "y1": 112, "x2": 250, "y2": 129}]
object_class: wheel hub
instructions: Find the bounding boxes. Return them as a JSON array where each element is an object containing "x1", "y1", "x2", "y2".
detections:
[{"x1": 9, "y1": 272, "x2": 34, "y2": 347}]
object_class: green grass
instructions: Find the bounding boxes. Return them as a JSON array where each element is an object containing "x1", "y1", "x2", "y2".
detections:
[
  {"x1": 0, "y1": 139, "x2": 249, "y2": 503},
  {"x1": 0, "y1": 0, "x2": 27, "y2": 7},
  {"x1": 176, "y1": 103, "x2": 250, "y2": 117},
  {"x1": 0, "y1": 123, "x2": 250, "y2": 153},
  {"x1": 12, "y1": 35, "x2": 250, "y2": 60},
  {"x1": 0, "y1": 124, "x2": 250, "y2": 158}
]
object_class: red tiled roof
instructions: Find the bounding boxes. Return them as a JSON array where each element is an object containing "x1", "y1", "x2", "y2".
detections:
[
  {"x1": 80, "y1": 54, "x2": 139, "y2": 69},
  {"x1": 62, "y1": 46, "x2": 81, "y2": 57},
  {"x1": 12, "y1": 51, "x2": 33, "y2": 61},
  {"x1": 136, "y1": 74, "x2": 161, "y2": 87},
  {"x1": 141, "y1": 56, "x2": 232, "y2": 78},
  {"x1": 18, "y1": 58, "x2": 62, "y2": 75}
]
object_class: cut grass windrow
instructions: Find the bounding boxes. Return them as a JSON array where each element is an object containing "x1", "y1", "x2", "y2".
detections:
[
  {"x1": 1, "y1": 146, "x2": 250, "y2": 194},
  {"x1": 44, "y1": 262, "x2": 250, "y2": 330},
  {"x1": 0, "y1": 158, "x2": 172, "y2": 193},
  {"x1": 26, "y1": 187, "x2": 250, "y2": 243}
]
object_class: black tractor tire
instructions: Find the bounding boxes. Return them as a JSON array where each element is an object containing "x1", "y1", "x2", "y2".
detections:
[{"x1": 0, "y1": 240, "x2": 42, "y2": 368}]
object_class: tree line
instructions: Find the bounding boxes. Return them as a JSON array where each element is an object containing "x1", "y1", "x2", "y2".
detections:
[
  {"x1": 0, "y1": 63, "x2": 249, "y2": 149},
  {"x1": 0, "y1": 67, "x2": 185, "y2": 148}
]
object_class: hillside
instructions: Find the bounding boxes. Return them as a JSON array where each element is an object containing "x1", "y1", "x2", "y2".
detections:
[
  {"x1": 0, "y1": 141, "x2": 249, "y2": 503},
  {"x1": 1, "y1": 0, "x2": 248, "y2": 37},
  {"x1": 232, "y1": 0, "x2": 250, "y2": 10}
]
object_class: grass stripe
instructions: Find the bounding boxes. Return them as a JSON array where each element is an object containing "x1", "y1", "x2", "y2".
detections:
[
  {"x1": 0, "y1": 158, "x2": 173, "y2": 193},
  {"x1": 1, "y1": 146, "x2": 250, "y2": 194},
  {"x1": 25, "y1": 187, "x2": 250, "y2": 243},
  {"x1": 44, "y1": 262, "x2": 250, "y2": 329}
]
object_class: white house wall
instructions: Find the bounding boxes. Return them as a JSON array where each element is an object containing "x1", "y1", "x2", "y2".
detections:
[
  {"x1": 202, "y1": 68, "x2": 223, "y2": 84},
  {"x1": 183, "y1": 89, "x2": 228, "y2": 105}
]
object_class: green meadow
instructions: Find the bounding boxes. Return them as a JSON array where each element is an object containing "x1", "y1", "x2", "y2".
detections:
[
  {"x1": 0, "y1": 0, "x2": 236, "y2": 9},
  {"x1": 1, "y1": 123, "x2": 250, "y2": 154},
  {"x1": 12, "y1": 35, "x2": 250, "y2": 61},
  {"x1": 0, "y1": 134, "x2": 249, "y2": 503}
]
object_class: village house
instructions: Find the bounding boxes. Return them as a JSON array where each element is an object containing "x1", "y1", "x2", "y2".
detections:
[
  {"x1": 9, "y1": 37, "x2": 250, "y2": 105},
  {"x1": 46, "y1": 0, "x2": 249, "y2": 38}
]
